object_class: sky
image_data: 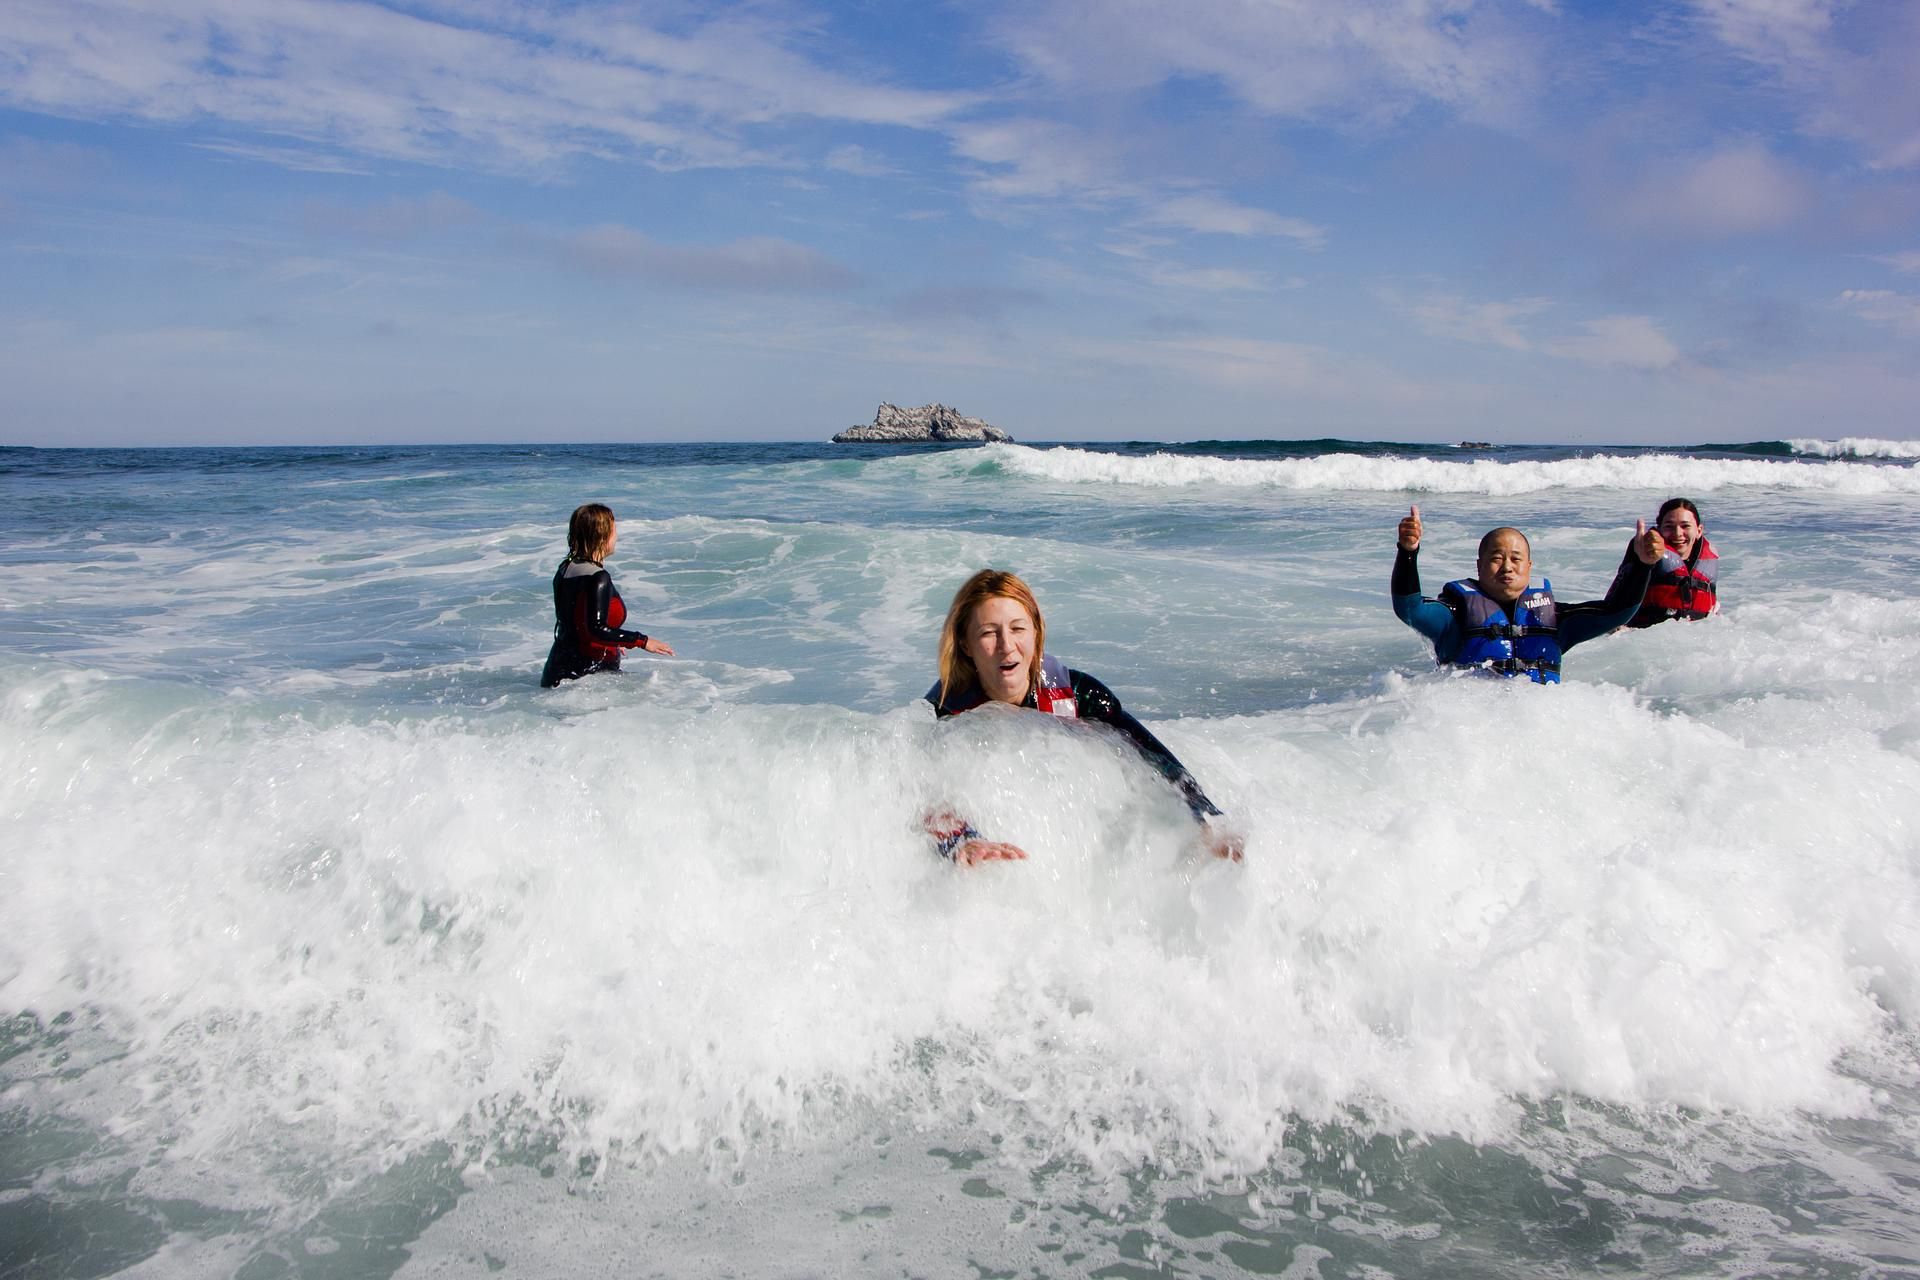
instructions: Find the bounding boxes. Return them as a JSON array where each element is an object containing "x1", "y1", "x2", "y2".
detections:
[{"x1": 0, "y1": 0, "x2": 1917, "y2": 446}]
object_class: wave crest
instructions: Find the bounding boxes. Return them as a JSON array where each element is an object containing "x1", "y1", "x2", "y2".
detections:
[
  {"x1": 985, "y1": 444, "x2": 1920, "y2": 494},
  {"x1": 1787, "y1": 437, "x2": 1920, "y2": 460}
]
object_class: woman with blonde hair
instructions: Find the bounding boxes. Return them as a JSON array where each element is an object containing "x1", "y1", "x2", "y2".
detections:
[
  {"x1": 923, "y1": 569, "x2": 1240, "y2": 865},
  {"x1": 540, "y1": 503, "x2": 675, "y2": 687}
]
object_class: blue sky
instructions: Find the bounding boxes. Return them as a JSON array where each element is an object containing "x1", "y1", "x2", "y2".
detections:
[{"x1": 1, "y1": 0, "x2": 1916, "y2": 446}]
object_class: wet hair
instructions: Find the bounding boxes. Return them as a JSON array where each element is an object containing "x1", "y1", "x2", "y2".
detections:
[
  {"x1": 1477, "y1": 527, "x2": 1530, "y2": 560},
  {"x1": 566, "y1": 503, "x2": 616, "y2": 562},
  {"x1": 937, "y1": 569, "x2": 1046, "y2": 705},
  {"x1": 1657, "y1": 497, "x2": 1701, "y2": 525}
]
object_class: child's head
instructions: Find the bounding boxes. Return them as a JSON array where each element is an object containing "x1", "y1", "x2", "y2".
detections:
[
  {"x1": 1655, "y1": 498, "x2": 1703, "y2": 558},
  {"x1": 567, "y1": 503, "x2": 617, "y2": 562},
  {"x1": 1475, "y1": 527, "x2": 1532, "y2": 604}
]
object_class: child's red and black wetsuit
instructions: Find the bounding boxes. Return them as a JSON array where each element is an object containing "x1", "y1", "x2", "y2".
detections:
[{"x1": 540, "y1": 558, "x2": 651, "y2": 687}]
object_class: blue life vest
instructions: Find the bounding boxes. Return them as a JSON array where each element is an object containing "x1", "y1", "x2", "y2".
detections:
[{"x1": 1439, "y1": 579, "x2": 1562, "y2": 684}]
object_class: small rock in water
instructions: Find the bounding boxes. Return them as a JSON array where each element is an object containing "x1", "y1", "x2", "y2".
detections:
[{"x1": 831, "y1": 402, "x2": 1012, "y2": 443}]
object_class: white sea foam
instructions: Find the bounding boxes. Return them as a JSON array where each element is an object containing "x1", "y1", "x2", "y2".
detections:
[
  {"x1": 1788, "y1": 437, "x2": 1920, "y2": 460},
  {"x1": 982, "y1": 443, "x2": 1920, "y2": 494},
  {"x1": 4, "y1": 650, "x2": 1915, "y2": 1205}
]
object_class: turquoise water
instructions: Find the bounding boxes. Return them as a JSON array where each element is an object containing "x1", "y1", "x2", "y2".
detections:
[{"x1": 3, "y1": 439, "x2": 1919, "y2": 1278}]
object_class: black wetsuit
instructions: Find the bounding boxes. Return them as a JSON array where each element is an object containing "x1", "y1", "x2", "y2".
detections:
[
  {"x1": 540, "y1": 558, "x2": 651, "y2": 688},
  {"x1": 927, "y1": 669, "x2": 1223, "y2": 823}
]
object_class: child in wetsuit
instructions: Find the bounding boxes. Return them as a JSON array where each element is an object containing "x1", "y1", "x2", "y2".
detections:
[{"x1": 540, "y1": 503, "x2": 675, "y2": 687}]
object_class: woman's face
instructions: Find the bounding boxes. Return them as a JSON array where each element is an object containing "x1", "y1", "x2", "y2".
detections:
[
  {"x1": 1658, "y1": 507, "x2": 1701, "y2": 558},
  {"x1": 963, "y1": 595, "x2": 1036, "y2": 704},
  {"x1": 600, "y1": 521, "x2": 618, "y2": 560}
]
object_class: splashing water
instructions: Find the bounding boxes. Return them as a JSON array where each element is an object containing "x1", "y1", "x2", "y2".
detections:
[{"x1": 3, "y1": 439, "x2": 1918, "y2": 1278}]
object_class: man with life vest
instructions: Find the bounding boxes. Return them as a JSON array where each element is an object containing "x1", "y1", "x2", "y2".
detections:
[
  {"x1": 540, "y1": 503, "x2": 676, "y2": 687},
  {"x1": 1390, "y1": 507, "x2": 1664, "y2": 683},
  {"x1": 1611, "y1": 497, "x2": 1719, "y2": 628},
  {"x1": 922, "y1": 569, "x2": 1241, "y2": 866}
]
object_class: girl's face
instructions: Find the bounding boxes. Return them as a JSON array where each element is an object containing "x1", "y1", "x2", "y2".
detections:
[
  {"x1": 1658, "y1": 508, "x2": 1701, "y2": 558},
  {"x1": 599, "y1": 521, "x2": 618, "y2": 561},
  {"x1": 963, "y1": 595, "x2": 1036, "y2": 704}
]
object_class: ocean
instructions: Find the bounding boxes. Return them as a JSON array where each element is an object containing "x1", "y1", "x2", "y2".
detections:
[{"x1": 2, "y1": 437, "x2": 1918, "y2": 1279}]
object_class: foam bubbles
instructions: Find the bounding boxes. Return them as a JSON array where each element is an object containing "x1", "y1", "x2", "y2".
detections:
[{"x1": 5, "y1": 656, "x2": 1917, "y2": 1192}]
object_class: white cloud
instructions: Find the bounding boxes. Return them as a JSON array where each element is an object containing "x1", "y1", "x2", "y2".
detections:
[
  {"x1": 988, "y1": 0, "x2": 1547, "y2": 128},
  {"x1": 1096, "y1": 234, "x2": 1174, "y2": 262},
  {"x1": 1541, "y1": 314, "x2": 1681, "y2": 369},
  {"x1": 0, "y1": 0, "x2": 978, "y2": 175},
  {"x1": 1874, "y1": 251, "x2": 1920, "y2": 275},
  {"x1": 1690, "y1": 0, "x2": 1920, "y2": 170},
  {"x1": 1837, "y1": 289, "x2": 1920, "y2": 332},
  {"x1": 1690, "y1": 0, "x2": 1838, "y2": 66},
  {"x1": 950, "y1": 117, "x2": 1132, "y2": 201},
  {"x1": 191, "y1": 141, "x2": 378, "y2": 176},
  {"x1": 1405, "y1": 294, "x2": 1552, "y2": 351},
  {"x1": 1614, "y1": 143, "x2": 1812, "y2": 237},
  {"x1": 1139, "y1": 194, "x2": 1326, "y2": 248},
  {"x1": 1396, "y1": 290, "x2": 1680, "y2": 369},
  {"x1": 952, "y1": 119, "x2": 1325, "y2": 277}
]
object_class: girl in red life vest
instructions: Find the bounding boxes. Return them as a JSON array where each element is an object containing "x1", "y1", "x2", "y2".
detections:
[
  {"x1": 1616, "y1": 497, "x2": 1719, "y2": 628},
  {"x1": 540, "y1": 503, "x2": 676, "y2": 687},
  {"x1": 922, "y1": 569, "x2": 1242, "y2": 866}
]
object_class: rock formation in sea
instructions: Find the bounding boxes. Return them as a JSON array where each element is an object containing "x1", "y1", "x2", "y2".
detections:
[{"x1": 831, "y1": 402, "x2": 1012, "y2": 443}]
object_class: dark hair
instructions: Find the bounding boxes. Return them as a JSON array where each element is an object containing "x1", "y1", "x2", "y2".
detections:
[
  {"x1": 1656, "y1": 497, "x2": 1701, "y2": 524},
  {"x1": 567, "y1": 503, "x2": 616, "y2": 562},
  {"x1": 937, "y1": 569, "x2": 1046, "y2": 706},
  {"x1": 1476, "y1": 527, "x2": 1530, "y2": 559}
]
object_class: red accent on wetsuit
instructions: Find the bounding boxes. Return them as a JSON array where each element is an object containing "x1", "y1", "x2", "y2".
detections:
[
  {"x1": 1034, "y1": 676, "x2": 1078, "y2": 717},
  {"x1": 578, "y1": 590, "x2": 631, "y2": 666}
]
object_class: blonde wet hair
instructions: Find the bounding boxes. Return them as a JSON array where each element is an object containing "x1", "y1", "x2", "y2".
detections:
[
  {"x1": 567, "y1": 503, "x2": 616, "y2": 562},
  {"x1": 936, "y1": 569, "x2": 1046, "y2": 705}
]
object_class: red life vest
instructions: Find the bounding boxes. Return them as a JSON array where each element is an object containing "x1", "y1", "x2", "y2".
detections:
[{"x1": 1640, "y1": 537, "x2": 1718, "y2": 621}]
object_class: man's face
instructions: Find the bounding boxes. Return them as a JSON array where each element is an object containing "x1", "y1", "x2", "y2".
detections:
[{"x1": 1476, "y1": 531, "x2": 1532, "y2": 605}]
